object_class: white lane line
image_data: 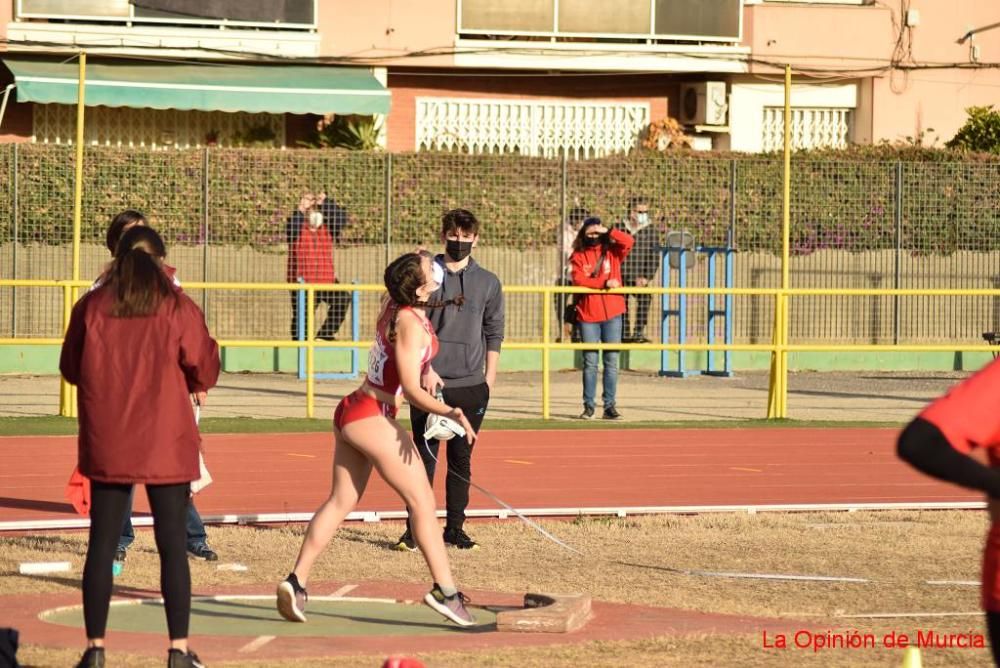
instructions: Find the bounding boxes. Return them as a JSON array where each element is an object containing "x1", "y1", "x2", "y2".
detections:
[
  {"x1": 331, "y1": 583, "x2": 358, "y2": 597},
  {"x1": 238, "y1": 635, "x2": 276, "y2": 653}
]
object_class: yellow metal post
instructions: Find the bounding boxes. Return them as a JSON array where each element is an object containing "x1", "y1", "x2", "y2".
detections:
[
  {"x1": 306, "y1": 287, "x2": 315, "y2": 418},
  {"x1": 60, "y1": 52, "x2": 86, "y2": 417},
  {"x1": 767, "y1": 64, "x2": 793, "y2": 419},
  {"x1": 542, "y1": 287, "x2": 551, "y2": 420},
  {"x1": 59, "y1": 283, "x2": 73, "y2": 415},
  {"x1": 780, "y1": 64, "x2": 792, "y2": 418}
]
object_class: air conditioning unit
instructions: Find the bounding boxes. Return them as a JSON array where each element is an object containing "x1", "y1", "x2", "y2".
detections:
[{"x1": 678, "y1": 82, "x2": 728, "y2": 126}]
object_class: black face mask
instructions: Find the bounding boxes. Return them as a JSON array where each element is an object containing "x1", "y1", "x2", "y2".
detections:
[
  {"x1": 583, "y1": 236, "x2": 603, "y2": 247},
  {"x1": 446, "y1": 239, "x2": 473, "y2": 261}
]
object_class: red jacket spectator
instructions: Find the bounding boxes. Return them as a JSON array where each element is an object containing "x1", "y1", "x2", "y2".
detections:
[
  {"x1": 288, "y1": 223, "x2": 336, "y2": 284},
  {"x1": 571, "y1": 227, "x2": 634, "y2": 323},
  {"x1": 60, "y1": 286, "x2": 220, "y2": 484}
]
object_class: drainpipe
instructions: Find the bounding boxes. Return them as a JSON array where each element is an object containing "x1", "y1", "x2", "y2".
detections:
[{"x1": 0, "y1": 84, "x2": 15, "y2": 131}]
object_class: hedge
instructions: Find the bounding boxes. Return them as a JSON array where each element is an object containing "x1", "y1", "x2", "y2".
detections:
[{"x1": 0, "y1": 144, "x2": 997, "y2": 255}]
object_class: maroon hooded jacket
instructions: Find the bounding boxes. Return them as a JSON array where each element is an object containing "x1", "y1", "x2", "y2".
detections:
[{"x1": 60, "y1": 286, "x2": 220, "y2": 484}]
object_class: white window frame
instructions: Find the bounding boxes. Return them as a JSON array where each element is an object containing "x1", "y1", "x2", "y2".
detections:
[{"x1": 728, "y1": 82, "x2": 857, "y2": 152}]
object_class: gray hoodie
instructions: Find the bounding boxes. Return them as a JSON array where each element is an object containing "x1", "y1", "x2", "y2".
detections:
[{"x1": 427, "y1": 255, "x2": 505, "y2": 388}]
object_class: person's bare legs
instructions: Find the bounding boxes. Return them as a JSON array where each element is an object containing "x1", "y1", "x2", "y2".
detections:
[
  {"x1": 341, "y1": 416, "x2": 457, "y2": 590},
  {"x1": 290, "y1": 428, "x2": 372, "y2": 587}
]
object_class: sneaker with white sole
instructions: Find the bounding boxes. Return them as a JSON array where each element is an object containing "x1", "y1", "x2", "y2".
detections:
[
  {"x1": 276, "y1": 573, "x2": 308, "y2": 623},
  {"x1": 423, "y1": 583, "x2": 476, "y2": 627}
]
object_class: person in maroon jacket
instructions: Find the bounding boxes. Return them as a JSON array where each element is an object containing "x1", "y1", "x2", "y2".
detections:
[
  {"x1": 61, "y1": 226, "x2": 220, "y2": 668},
  {"x1": 570, "y1": 217, "x2": 634, "y2": 420},
  {"x1": 286, "y1": 193, "x2": 350, "y2": 341}
]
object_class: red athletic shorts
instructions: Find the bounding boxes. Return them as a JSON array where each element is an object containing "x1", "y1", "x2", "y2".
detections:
[{"x1": 333, "y1": 389, "x2": 397, "y2": 431}]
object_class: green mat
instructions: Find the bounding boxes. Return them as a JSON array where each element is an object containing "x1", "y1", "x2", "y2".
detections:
[{"x1": 43, "y1": 597, "x2": 497, "y2": 637}]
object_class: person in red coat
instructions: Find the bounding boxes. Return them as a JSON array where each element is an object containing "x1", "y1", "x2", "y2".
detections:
[
  {"x1": 570, "y1": 217, "x2": 634, "y2": 420},
  {"x1": 286, "y1": 193, "x2": 350, "y2": 340},
  {"x1": 60, "y1": 226, "x2": 219, "y2": 668}
]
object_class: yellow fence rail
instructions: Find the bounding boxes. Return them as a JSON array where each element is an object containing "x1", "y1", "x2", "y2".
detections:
[{"x1": 3, "y1": 279, "x2": 1000, "y2": 421}]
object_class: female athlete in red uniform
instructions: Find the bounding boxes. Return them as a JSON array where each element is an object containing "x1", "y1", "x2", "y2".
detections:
[
  {"x1": 898, "y1": 357, "x2": 1000, "y2": 665},
  {"x1": 277, "y1": 251, "x2": 478, "y2": 627}
]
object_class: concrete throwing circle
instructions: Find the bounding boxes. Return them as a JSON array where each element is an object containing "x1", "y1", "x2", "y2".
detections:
[{"x1": 41, "y1": 595, "x2": 497, "y2": 637}]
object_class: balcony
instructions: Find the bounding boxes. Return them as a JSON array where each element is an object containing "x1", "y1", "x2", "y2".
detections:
[
  {"x1": 458, "y1": 0, "x2": 743, "y2": 44},
  {"x1": 9, "y1": 0, "x2": 320, "y2": 58}
]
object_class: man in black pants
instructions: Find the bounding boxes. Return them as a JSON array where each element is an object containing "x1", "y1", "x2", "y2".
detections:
[
  {"x1": 395, "y1": 209, "x2": 505, "y2": 551},
  {"x1": 619, "y1": 195, "x2": 660, "y2": 343}
]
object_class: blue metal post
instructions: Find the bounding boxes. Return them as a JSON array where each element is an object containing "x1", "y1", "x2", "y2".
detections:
[
  {"x1": 296, "y1": 282, "x2": 306, "y2": 380},
  {"x1": 724, "y1": 245, "x2": 734, "y2": 376},
  {"x1": 659, "y1": 249, "x2": 670, "y2": 374},
  {"x1": 706, "y1": 249, "x2": 717, "y2": 373}
]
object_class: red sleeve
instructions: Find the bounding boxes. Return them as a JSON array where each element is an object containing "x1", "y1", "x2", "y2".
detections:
[
  {"x1": 59, "y1": 298, "x2": 88, "y2": 386},
  {"x1": 176, "y1": 295, "x2": 221, "y2": 394},
  {"x1": 919, "y1": 358, "x2": 1000, "y2": 455},
  {"x1": 609, "y1": 227, "x2": 634, "y2": 259},
  {"x1": 570, "y1": 250, "x2": 607, "y2": 289}
]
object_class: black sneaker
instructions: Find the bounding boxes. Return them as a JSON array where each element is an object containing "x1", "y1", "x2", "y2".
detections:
[
  {"x1": 603, "y1": 406, "x2": 622, "y2": 420},
  {"x1": 443, "y1": 526, "x2": 479, "y2": 550},
  {"x1": 579, "y1": 406, "x2": 595, "y2": 420},
  {"x1": 276, "y1": 573, "x2": 308, "y2": 623},
  {"x1": 394, "y1": 529, "x2": 417, "y2": 552},
  {"x1": 74, "y1": 647, "x2": 105, "y2": 668},
  {"x1": 187, "y1": 544, "x2": 218, "y2": 562},
  {"x1": 167, "y1": 648, "x2": 205, "y2": 668}
]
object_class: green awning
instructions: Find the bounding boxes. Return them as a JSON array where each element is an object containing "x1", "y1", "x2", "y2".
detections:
[{"x1": 2, "y1": 58, "x2": 390, "y2": 115}]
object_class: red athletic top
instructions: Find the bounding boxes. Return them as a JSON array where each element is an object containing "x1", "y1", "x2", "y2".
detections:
[
  {"x1": 366, "y1": 305, "x2": 438, "y2": 396},
  {"x1": 919, "y1": 358, "x2": 1000, "y2": 465},
  {"x1": 919, "y1": 358, "x2": 1000, "y2": 611}
]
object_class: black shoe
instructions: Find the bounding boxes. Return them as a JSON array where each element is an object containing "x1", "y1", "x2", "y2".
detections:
[
  {"x1": 114, "y1": 548, "x2": 127, "y2": 562},
  {"x1": 75, "y1": 647, "x2": 105, "y2": 668},
  {"x1": 276, "y1": 573, "x2": 309, "y2": 623},
  {"x1": 579, "y1": 406, "x2": 595, "y2": 420},
  {"x1": 187, "y1": 544, "x2": 218, "y2": 562},
  {"x1": 317, "y1": 334, "x2": 337, "y2": 341},
  {"x1": 603, "y1": 406, "x2": 622, "y2": 420},
  {"x1": 443, "y1": 526, "x2": 479, "y2": 550},
  {"x1": 394, "y1": 529, "x2": 417, "y2": 552},
  {"x1": 112, "y1": 548, "x2": 126, "y2": 576},
  {"x1": 633, "y1": 334, "x2": 651, "y2": 344},
  {"x1": 167, "y1": 648, "x2": 205, "y2": 668}
]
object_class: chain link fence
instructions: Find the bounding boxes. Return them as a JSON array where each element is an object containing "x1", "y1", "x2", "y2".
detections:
[{"x1": 1, "y1": 145, "x2": 999, "y2": 349}]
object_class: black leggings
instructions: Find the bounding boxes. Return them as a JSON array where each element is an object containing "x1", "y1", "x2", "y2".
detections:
[
  {"x1": 988, "y1": 611, "x2": 1000, "y2": 666},
  {"x1": 84, "y1": 481, "x2": 191, "y2": 640}
]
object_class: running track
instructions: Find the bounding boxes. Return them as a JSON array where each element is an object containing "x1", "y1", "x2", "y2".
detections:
[{"x1": 0, "y1": 428, "x2": 981, "y2": 527}]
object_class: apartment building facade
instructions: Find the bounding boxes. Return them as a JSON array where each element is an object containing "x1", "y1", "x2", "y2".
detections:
[{"x1": 0, "y1": 0, "x2": 997, "y2": 154}]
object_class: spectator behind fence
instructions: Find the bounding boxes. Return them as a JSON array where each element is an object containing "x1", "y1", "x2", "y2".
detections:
[
  {"x1": 286, "y1": 192, "x2": 350, "y2": 341},
  {"x1": 570, "y1": 217, "x2": 633, "y2": 420},
  {"x1": 555, "y1": 207, "x2": 590, "y2": 343},
  {"x1": 618, "y1": 195, "x2": 660, "y2": 344}
]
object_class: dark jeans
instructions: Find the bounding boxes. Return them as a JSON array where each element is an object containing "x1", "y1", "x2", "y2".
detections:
[
  {"x1": 624, "y1": 280, "x2": 652, "y2": 340},
  {"x1": 118, "y1": 490, "x2": 208, "y2": 552},
  {"x1": 409, "y1": 382, "x2": 490, "y2": 530},
  {"x1": 580, "y1": 315, "x2": 622, "y2": 410},
  {"x1": 289, "y1": 284, "x2": 350, "y2": 340},
  {"x1": 86, "y1": 481, "x2": 190, "y2": 640}
]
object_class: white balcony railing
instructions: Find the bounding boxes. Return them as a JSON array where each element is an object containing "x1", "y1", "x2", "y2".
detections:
[{"x1": 416, "y1": 97, "x2": 650, "y2": 159}]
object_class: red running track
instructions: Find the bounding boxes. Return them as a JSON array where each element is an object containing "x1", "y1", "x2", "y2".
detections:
[{"x1": 0, "y1": 428, "x2": 980, "y2": 525}]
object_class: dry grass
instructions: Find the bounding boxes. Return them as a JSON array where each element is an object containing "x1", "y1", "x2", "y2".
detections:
[{"x1": 4, "y1": 510, "x2": 994, "y2": 667}]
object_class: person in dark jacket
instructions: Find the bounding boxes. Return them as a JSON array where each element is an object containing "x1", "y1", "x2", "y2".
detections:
[
  {"x1": 897, "y1": 356, "x2": 1000, "y2": 666},
  {"x1": 570, "y1": 217, "x2": 634, "y2": 420},
  {"x1": 395, "y1": 209, "x2": 505, "y2": 552},
  {"x1": 61, "y1": 226, "x2": 220, "y2": 668},
  {"x1": 619, "y1": 196, "x2": 660, "y2": 343}
]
